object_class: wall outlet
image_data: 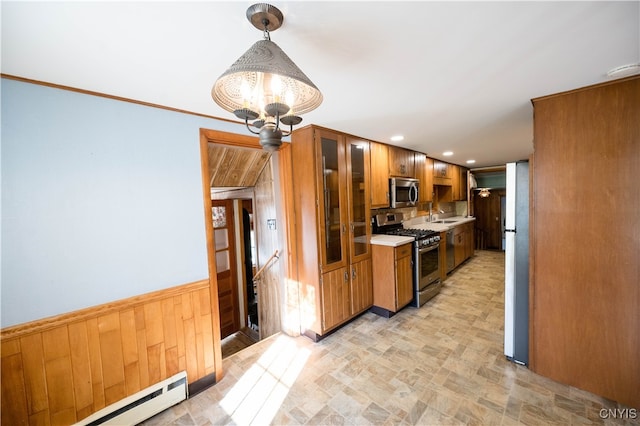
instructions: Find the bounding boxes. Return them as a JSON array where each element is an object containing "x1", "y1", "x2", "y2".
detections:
[{"x1": 267, "y1": 219, "x2": 276, "y2": 230}]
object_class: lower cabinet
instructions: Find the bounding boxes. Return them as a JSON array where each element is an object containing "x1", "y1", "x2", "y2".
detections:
[
  {"x1": 454, "y1": 226, "x2": 466, "y2": 267},
  {"x1": 320, "y1": 267, "x2": 351, "y2": 331},
  {"x1": 453, "y1": 221, "x2": 476, "y2": 270},
  {"x1": 350, "y1": 258, "x2": 373, "y2": 315},
  {"x1": 465, "y1": 222, "x2": 475, "y2": 259},
  {"x1": 319, "y1": 259, "x2": 373, "y2": 334},
  {"x1": 371, "y1": 243, "x2": 413, "y2": 316}
]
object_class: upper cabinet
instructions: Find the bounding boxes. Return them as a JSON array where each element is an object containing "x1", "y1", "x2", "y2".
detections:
[
  {"x1": 415, "y1": 153, "x2": 434, "y2": 203},
  {"x1": 451, "y1": 164, "x2": 460, "y2": 198},
  {"x1": 370, "y1": 141, "x2": 390, "y2": 208},
  {"x1": 458, "y1": 166, "x2": 468, "y2": 201},
  {"x1": 389, "y1": 146, "x2": 415, "y2": 178},
  {"x1": 451, "y1": 165, "x2": 468, "y2": 201},
  {"x1": 433, "y1": 160, "x2": 450, "y2": 178},
  {"x1": 433, "y1": 160, "x2": 452, "y2": 186}
]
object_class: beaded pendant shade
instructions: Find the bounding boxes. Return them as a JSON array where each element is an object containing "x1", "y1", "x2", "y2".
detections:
[{"x1": 211, "y1": 3, "x2": 322, "y2": 151}]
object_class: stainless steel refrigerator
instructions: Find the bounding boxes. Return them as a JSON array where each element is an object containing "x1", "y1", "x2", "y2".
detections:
[{"x1": 504, "y1": 161, "x2": 529, "y2": 365}]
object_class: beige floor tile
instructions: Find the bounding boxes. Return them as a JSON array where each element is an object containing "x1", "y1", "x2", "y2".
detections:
[{"x1": 141, "y1": 251, "x2": 634, "y2": 426}]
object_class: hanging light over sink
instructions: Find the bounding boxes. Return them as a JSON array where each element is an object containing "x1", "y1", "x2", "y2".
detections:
[{"x1": 211, "y1": 3, "x2": 323, "y2": 152}]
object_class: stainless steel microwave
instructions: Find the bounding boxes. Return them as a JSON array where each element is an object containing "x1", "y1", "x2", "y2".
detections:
[{"x1": 390, "y1": 177, "x2": 419, "y2": 208}]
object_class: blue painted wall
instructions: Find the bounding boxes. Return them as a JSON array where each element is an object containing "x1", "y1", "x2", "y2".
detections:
[{"x1": 1, "y1": 78, "x2": 245, "y2": 327}]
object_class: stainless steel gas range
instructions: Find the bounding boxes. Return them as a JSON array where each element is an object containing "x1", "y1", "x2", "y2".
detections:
[{"x1": 373, "y1": 213, "x2": 442, "y2": 307}]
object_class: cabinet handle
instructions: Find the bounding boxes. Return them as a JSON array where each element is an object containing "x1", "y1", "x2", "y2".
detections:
[
  {"x1": 352, "y1": 268, "x2": 357, "y2": 280},
  {"x1": 342, "y1": 224, "x2": 347, "y2": 234},
  {"x1": 344, "y1": 271, "x2": 349, "y2": 282}
]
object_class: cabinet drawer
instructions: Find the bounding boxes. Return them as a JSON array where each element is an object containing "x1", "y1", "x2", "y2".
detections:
[{"x1": 395, "y1": 244, "x2": 412, "y2": 259}]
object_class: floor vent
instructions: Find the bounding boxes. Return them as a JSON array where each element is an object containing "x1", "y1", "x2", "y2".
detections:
[{"x1": 75, "y1": 371, "x2": 188, "y2": 425}]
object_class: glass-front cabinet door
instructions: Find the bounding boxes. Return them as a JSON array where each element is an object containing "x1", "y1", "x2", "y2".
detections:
[
  {"x1": 346, "y1": 138, "x2": 371, "y2": 262},
  {"x1": 316, "y1": 129, "x2": 347, "y2": 271}
]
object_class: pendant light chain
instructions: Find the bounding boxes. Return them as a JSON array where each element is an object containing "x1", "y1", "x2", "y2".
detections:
[{"x1": 262, "y1": 19, "x2": 271, "y2": 41}]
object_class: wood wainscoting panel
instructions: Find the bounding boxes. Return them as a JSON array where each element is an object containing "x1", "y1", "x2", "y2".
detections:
[{"x1": 0, "y1": 279, "x2": 217, "y2": 425}]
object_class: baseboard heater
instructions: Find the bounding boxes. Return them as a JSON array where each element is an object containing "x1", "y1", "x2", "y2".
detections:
[{"x1": 75, "y1": 371, "x2": 188, "y2": 425}]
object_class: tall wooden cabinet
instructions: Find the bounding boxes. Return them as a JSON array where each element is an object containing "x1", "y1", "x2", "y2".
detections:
[
  {"x1": 530, "y1": 75, "x2": 639, "y2": 408},
  {"x1": 290, "y1": 126, "x2": 373, "y2": 339}
]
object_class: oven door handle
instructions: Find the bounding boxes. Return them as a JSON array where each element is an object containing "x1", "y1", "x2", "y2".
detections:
[{"x1": 417, "y1": 243, "x2": 439, "y2": 254}]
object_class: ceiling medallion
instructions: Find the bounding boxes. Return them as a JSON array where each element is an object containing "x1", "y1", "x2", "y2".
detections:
[{"x1": 606, "y1": 63, "x2": 640, "y2": 78}]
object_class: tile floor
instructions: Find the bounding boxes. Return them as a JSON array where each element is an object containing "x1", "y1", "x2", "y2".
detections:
[{"x1": 142, "y1": 250, "x2": 637, "y2": 425}]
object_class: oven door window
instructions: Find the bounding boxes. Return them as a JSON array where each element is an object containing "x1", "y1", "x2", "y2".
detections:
[{"x1": 419, "y1": 247, "x2": 439, "y2": 280}]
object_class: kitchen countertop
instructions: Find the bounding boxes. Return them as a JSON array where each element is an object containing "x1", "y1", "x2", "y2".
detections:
[
  {"x1": 370, "y1": 234, "x2": 414, "y2": 247},
  {"x1": 406, "y1": 215, "x2": 476, "y2": 232}
]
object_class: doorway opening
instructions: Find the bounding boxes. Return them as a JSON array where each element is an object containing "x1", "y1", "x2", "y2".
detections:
[
  {"x1": 469, "y1": 167, "x2": 506, "y2": 251},
  {"x1": 199, "y1": 129, "x2": 279, "y2": 364},
  {"x1": 214, "y1": 196, "x2": 261, "y2": 359}
]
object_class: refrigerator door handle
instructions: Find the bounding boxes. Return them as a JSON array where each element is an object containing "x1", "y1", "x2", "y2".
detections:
[{"x1": 505, "y1": 229, "x2": 516, "y2": 233}]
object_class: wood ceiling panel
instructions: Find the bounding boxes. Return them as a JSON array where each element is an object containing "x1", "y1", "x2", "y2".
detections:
[{"x1": 207, "y1": 144, "x2": 270, "y2": 188}]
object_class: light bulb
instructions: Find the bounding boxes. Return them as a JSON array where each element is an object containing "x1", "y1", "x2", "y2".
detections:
[
  {"x1": 270, "y1": 74, "x2": 282, "y2": 103},
  {"x1": 240, "y1": 79, "x2": 251, "y2": 108}
]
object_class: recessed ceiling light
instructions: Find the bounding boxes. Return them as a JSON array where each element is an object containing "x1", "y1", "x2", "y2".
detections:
[
  {"x1": 390, "y1": 135, "x2": 404, "y2": 142},
  {"x1": 606, "y1": 63, "x2": 640, "y2": 78},
  {"x1": 466, "y1": 159, "x2": 476, "y2": 164},
  {"x1": 443, "y1": 151, "x2": 453, "y2": 156}
]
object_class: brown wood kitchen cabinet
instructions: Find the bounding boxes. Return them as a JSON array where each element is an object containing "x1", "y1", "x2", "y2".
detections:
[
  {"x1": 371, "y1": 243, "x2": 413, "y2": 316},
  {"x1": 464, "y1": 221, "x2": 474, "y2": 259},
  {"x1": 370, "y1": 141, "x2": 390, "y2": 208},
  {"x1": 451, "y1": 164, "x2": 460, "y2": 200},
  {"x1": 289, "y1": 125, "x2": 373, "y2": 340},
  {"x1": 388, "y1": 146, "x2": 415, "y2": 178},
  {"x1": 433, "y1": 160, "x2": 452, "y2": 186},
  {"x1": 415, "y1": 153, "x2": 434, "y2": 204},
  {"x1": 451, "y1": 165, "x2": 469, "y2": 201},
  {"x1": 453, "y1": 221, "x2": 475, "y2": 269},
  {"x1": 458, "y1": 166, "x2": 468, "y2": 201},
  {"x1": 453, "y1": 224, "x2": 465, "y2": 267}
]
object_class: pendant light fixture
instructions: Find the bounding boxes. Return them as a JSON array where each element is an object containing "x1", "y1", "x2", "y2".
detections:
[
  {"x1": 211, "y1": 3, "x2": 323, "y2": 151},
  {"x1": 478, "y1": 188, "x2": 491, "y2": 198}
]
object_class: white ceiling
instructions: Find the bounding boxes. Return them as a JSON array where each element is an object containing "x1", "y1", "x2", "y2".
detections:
[{"x1": 2, "y1": 1, "x2": 639, "y2": 168}]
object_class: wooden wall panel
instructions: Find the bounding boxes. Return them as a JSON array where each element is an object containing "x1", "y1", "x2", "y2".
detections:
[
  {"x1": 0, "y1": 279, "x2": 217, "y2": 425},
  {"x1": 530, "y1": 75, "x2": 640, "y2": 408},
  {"x1": 1, "y1": 340, "x2": 28, "y2": 425},
  {"x1": 254, "y1": 159, "x2": 284, "y2": 340}
]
